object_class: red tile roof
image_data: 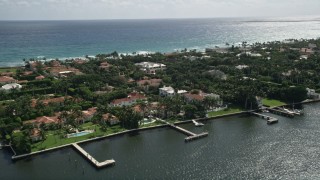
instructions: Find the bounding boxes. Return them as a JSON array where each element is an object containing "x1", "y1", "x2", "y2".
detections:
[
  {"x1": 0, "y1": 76, "x2": 16, "y2": 83},
  {"x1": 184, "y1": 93, "x2": 205, "y2": 101},
  {"x1": 137, "y1": 79, "x2": 162, "y2": 87},
  {"x1": 111, "y1": 93, "x2": 147, "y2": 105},
  {"x1": 24, "y1": 113, "x2": 61, "y2": 126},
  {"x1": 82, "y1": 107, "x2": 97, "y2": 118}
]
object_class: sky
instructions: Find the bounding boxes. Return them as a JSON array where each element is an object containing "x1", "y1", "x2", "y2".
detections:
[{"x1": 0, "y1": 0, "x2": 319, "y2": 20}]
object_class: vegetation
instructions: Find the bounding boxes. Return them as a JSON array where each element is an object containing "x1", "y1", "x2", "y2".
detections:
[
  {"x1": 208, "y1": 106, "x2": 244, "y2": 117},
  {"x1": 262, "y1": 98, "x2": 286, "y2": 107},
  {"x1": 0, "y1": 38, "x2": 319, "y2": 154}
]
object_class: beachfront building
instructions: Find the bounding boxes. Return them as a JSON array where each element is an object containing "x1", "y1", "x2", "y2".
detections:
[
  {"x1": 308, "y1": 43, "x2": 317, "y2": 49},
  {"x1": 1, "y1": 83, "x2": 22, "y2": 91},
  {"x1": 110, "y1": 92, "x2": 147, "y2": 107},
  {"x1": 135, "y1": 62, "x2": 166, "y2": 75},
  {"x1": 0, "y1": 76, "x2": 17, "y2": 85},
  {"x1": 99, "y1": 61, "x2": 112, "y2": 70},
  {"x1": 236, "y1": 52, "x2": 262, "y2": 59}
]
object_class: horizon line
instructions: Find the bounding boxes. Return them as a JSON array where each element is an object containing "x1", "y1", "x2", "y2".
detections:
[{"x1": 1, "y1": 14, "x2": 319, "y2": 22}]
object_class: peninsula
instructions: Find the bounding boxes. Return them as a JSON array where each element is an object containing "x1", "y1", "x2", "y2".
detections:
[{"x1": 0, "y1": 38, "x2": 320, "y2": 158}]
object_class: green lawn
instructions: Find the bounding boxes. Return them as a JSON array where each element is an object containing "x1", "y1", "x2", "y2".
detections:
[
  {"x1": 262, "y1": 98, "x2": 286, "y2": 107},
  {"x1": 0, "y1": 67, "x2": 17, "y2": 73},
  {"x1": 31, "y1": 124, "x2": 125, "y2": 152},
  {"x1": 208, "y1": 106, "x2": 244, "y2": 117},
  {"x1": 31, "y1": 121, "x2": 167, "y2": 152}
]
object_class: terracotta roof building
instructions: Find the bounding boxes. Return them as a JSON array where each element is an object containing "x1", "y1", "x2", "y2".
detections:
[
  {"x1": 24, "y1": 113, "x2": 61, "y2": 127},
  {"x1": 0, "y1": 76, "x2": 16, "y2": 84},
  {"x1": 102, "y1": 113, "x2": 120, "y2": 125},
  {"x1": 110, "y1": 92, "x2": 147, "y2": 107}
]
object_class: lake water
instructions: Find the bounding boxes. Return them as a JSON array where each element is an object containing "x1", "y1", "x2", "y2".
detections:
[
  {"x1": 1, "y1": 17, "x2": 320, "y2": 67},
  {"x1": 1, "y1": 102, "x2": 320, "y2": 179}
]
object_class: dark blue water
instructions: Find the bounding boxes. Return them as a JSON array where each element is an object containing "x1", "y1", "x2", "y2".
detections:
[
  {"x1": 2, "y1": 102, "x2": 320, "y2": 179},
  {"x1": 0, "y1": 18, "x2": 320, "y2": 67}
]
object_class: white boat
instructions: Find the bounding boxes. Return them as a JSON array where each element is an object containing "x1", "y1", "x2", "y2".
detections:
[
  {"x1": 283, "y1": 108, "x2": 295, "y2": 114},
  {"x1": 192, "y1": 120, "x2": 204, "y2": 127}
]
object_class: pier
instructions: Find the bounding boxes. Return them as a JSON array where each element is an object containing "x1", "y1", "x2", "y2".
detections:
[
  {"x1": 158, "y1": 120, "x2": 208, "y2": 142},
  {"x1": 250, "y1": 112, "x2": 278, "y2": 124},
  {"x1": 72, "y1": 143, "x2": 115, "y2": 169}
]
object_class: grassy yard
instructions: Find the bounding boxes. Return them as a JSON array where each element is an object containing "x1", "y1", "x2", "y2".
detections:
[
  {"x1": 208, "y1": 106, "x2": 244, "y2": 117},
  {"x1": 0, "y1": 67, "x2": 17, "y2": 73},
  {"x1": 31, "y1": 124, "x2": 125, "y2": 152},
  {"x1": 262, "y1": 98, "x2": 286, "y2": 107},
  {"x1": 31, "y1": 121, "x2": 167, "y2": 152},
  {"x1": 140, "y1": 121, "x2": 165, "y2": 128}
]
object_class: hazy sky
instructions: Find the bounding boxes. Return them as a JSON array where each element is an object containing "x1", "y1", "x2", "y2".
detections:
[{"x1": 0, "y1": 0, "x2": 319, "y2": 20}]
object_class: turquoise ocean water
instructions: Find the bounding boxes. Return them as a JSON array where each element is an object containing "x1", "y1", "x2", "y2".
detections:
[{"x1": 0, "y1": 17, "x2": 320, "y2": 67}]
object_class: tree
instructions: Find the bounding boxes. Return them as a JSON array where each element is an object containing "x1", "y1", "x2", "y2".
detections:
[
  {"x1": 117, "y1": 107, "x2": 142, "y2": 129},
  {"x1": 184, "y1": 104, "x2": 197, "y2": 119},
  {"x1": 12, "y1": 131, "x2": 31, "y2": 154}
]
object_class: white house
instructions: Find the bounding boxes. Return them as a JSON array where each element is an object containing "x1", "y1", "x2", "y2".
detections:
[
  {"x1": 1, "y1": 83, "x2": 22, "y2": 91},
  {"x1": 159, "y1": 86, "x2": 175, "y2": 97},
  {"x1": 306, "y1": 88, "x2": 320, "y2": 99},
  {"x1": 135, "y1": 62, "x2": 166, "y2": 75},
  {"x1": 235, "y1": 65, "x2": 249, "y2": 70}
]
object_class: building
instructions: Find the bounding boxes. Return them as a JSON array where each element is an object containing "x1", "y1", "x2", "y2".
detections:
[
  {"x1": 235, "y1": 65, "x2": 249, "y2": 70},
  {"x1": 102, "y1": 113, "x2": 120, "y2": 125},
  {"x1": 35, "y1": 75, "x2": 45, "y2": 80},
  {"x1": 1, "y1": 83, "x2": 22, "y2": 91},
  {"x1": 0, "y1": 76, "x2": 16, "y2": 84},
  {"x1": 300, "y1": 48, "x2": 314, "y2": 55},
  {"x1": 159, "y1": 86, "x2": 175, "y2": 97},
  {"x1": 31, "y1": 96, "x2": 71, "y2": 107},
  {"x1": 306, "y1": 88, "x2": 320, "y2": 99},
  {"x1": 23, "y1": 113, "x2": 61, "y2": 127},
  {"x1": 30, "y1": 128, "x2": 42, "y2": 142},
  {"x1": 137, "y1": 79, "x2": 162, "y2": 91},
  {"x1": 308, "y1": 43, "x2": 317, "y2": 49},
  {"x1": 135, "y1": 62, "x2": 166, "y2": 75},
  {"x1": 159, "y1": 86, "x2": 187, "y2": 97},
  {"x1": 81, "y1": 107, "x2": 97, "y2": 122},
  {"x1": 184, "y1": 91, "x2": 222, "y2": 106},
  {"x1": 110, "y1": 92, "x2": 147, "y2": 107},
  {"x1": 99, "y1": 61, "x2": 112, "y2": 70}
]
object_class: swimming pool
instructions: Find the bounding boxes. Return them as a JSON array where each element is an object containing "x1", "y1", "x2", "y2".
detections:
[{"x1": 67, "y1": 130, "x2": 93, "y2": 138}]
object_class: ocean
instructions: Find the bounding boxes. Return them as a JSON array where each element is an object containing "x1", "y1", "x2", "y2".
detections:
[{"x1": 0, "y1": 17, "x2": 320, "y2": 67}]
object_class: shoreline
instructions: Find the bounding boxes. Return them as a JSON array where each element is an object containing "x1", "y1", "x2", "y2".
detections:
[{"x1": 8, "y1": 99, "x2": 320, "y2": 160}]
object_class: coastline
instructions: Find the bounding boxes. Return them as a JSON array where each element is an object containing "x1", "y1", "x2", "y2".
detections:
[{"x1": 9, "y1": 98, "x2": 320, "y2": 160}]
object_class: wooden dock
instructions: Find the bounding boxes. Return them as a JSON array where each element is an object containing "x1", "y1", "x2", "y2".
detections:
[
  {"x1": 185, "y1": 132, "x2": 209, "y2": 142},
  {"x1": 72, "y1": 143, "x2": 115, "y2": 168},
  {"x1": 267, "y1": 108, "x2": 295, "y2": 118},
  {"x1": 158, "y1": 119, "x2": 208, "y2": 142},
  {"x1": 250, "y1": 112, "x2": 278, "y2": 124},
  {"x1": 169, "y1": 124, "x2": 196, "y2": 136}
]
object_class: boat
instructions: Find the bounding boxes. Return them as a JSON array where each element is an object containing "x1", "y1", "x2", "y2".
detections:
[
  {"x1": 293, "y1": 109, "x2": 304, "y2": 115},
  {"x1": 192, "y1": 120, "x2": 204, "y2": 127}
]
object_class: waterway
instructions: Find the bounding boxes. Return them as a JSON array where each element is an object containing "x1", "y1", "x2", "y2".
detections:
[{"x1": 1, "y1": 102, "x2": 320, "y2": 179}]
